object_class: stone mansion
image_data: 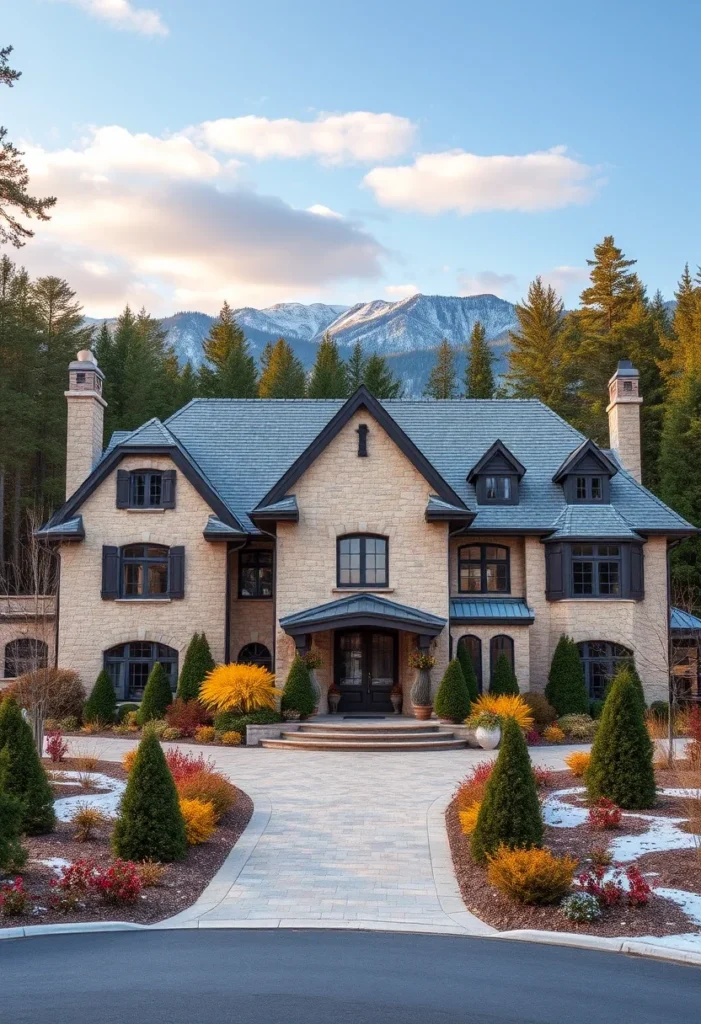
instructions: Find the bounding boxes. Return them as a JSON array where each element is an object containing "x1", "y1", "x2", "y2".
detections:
[{"x1": 16, "y1": 351, "x2": 698, "y2": 713}]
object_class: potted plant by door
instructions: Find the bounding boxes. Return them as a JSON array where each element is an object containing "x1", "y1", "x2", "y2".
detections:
[
  {"x1": 409, "y1": 651, "x2": 435, "y2": 720},
  {"x1": 390, "y1": 684, "x2": 403, "y2": 715},
  {"x1": 328, "y1": 684, "x2": 341, "y2": 714},
  {"x1": 469, "y1": 709, "x2": 502, "y2": 750},
  {"x1": 302, "y1": 649, "x2": 323, "y2": 715}
]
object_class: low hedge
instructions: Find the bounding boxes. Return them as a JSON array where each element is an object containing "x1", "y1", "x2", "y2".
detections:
[{"x1": 213, "y1": 708, "x2": 283, "y2": 733}]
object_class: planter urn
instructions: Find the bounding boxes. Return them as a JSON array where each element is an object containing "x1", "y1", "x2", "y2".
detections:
[
  {"x1": 413, "y1": 704, "x2": 433, "y2": 721},
  {"x1": 390, "y1": 691, "x2": 403, "y2": 715},
  {"x1": 328, "y1": 690, "x2": 341, "y2": 714},
  {"x1": 410, "y1": 666, "x2": 432, "y2": 720},
  {"x1": 309, "y1": 668, "x2": 322, "y2": 716},
  {"x1": 475, "y1": 725, "x2": 501, "y2": 750}
]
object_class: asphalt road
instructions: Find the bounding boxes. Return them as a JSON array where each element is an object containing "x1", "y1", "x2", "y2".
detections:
[{"x1": 1, "y1": 929, "x2": 699, "y2": 1023}]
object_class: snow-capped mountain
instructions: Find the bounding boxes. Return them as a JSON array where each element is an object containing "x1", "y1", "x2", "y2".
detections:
[{"x1": 235, "y1": 302, "x2": 349, "y2": 341}]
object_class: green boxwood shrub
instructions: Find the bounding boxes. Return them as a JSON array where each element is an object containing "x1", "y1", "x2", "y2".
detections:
[
  {"x1": 489, "y1": 653, "x2": 519, "y2": 696},
  {"x1": 83, "y1": 669, "x2": 117, "y2": 725},
  {"x1": 585, "y1": 664, "x2": 656, "y2": 810},
  {"x1": 137, "y1": 663, "x2": 174, "y2": 726},
  {"x1": 0, "y1": 697, "x2": 55, "y2": 834},
  {"x1": 545, "y1": 634, "x2": 589, "y2": 716},
  {"x1": 456, "y1": 642, "x2": 479, "y2": 704},
  {"x1": 116, "y1": 703, "x2": 140, "y2": 723},
  {"x1": 470, "y1": 716, "x2": 543, "y2": 864},
  {"x1": 281, "y1": 656, "x2": 316, "y2": 718},
  {"x1": 176, "y1": 632, "x2": 215, "y2": 702},
  {"x1": 649, "y1": 700, "x2": 669, "y2": 721},
  {"x1": 589, "y1": 699, "x2": 605, "y2": 720},
  {"x1": 434, "y1": 659, "x2": 471, "y2": 723},
  {"x1": 213, "y1": 708, "x2": 282, "y2": 733},
  {"x1": 112, "y1": 729, "x2": 187, "y2": 862}
]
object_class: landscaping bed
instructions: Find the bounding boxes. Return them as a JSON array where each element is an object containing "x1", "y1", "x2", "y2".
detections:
[{"x1": 1, "y1": 756, "x2": 253, "y2": 927}]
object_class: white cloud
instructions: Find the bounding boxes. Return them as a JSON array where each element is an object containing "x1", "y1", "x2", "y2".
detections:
[
  {"x1": 384, "y1": 284, "x2": 419, "y2": 299},
  {"x1": 52, "y1": 0, "x2": 168, "y2": 36},
  {"x1": 540, "y1": 265, "x2": 589, "y2": 296},
  {"x1": 20, "y1": 127, "x2": 385, "y2": 316},
  {"x1": 364, "y1": 146, "x2": 600, "y2": 214},
  {"x1": 196, "y1": 112, "x2": 416, "y2": 165},
  {"x1": 458, "y1": 271, "x2": 518, "y2": 298},
  {"x1": 306, "y1": 204, "x2": 343, "y2": 219}
]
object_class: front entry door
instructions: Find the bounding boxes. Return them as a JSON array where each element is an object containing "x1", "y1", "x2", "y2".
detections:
[{"x1": 335, "y1": 629, "x2": 396, "y2": 712}]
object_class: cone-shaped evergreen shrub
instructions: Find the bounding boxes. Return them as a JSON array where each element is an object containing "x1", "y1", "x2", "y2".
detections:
[
  {"x1": 625, "y1": 660, "x2": 647, "y2": 714},
  {"x1": 0, "y1": 748, "x2": 27, "y2": 870},
  {"x1": 281, "y1": 655, "x2": 316, "y2": 717},
  {"x1": 83, "y1": 669, "x2": 117, "y2": 725},
  {"x1": 0, "y1": 697, "x2": 55, "y2": 834},
  {"x1": 470, "y1": 717, "x2": 543, "y2": 864},
  {"x1": 137, "y1": 662, "x2": 174, "y2": 725},
  {"x1": 176, "y1": 633, "x2": 215, "y2": 702},
  {"x1": 489, "y1": 654, "x2": 519, "y2": 696},
  {"x1": 112, "y1": 729, "x2": 187, "y2": 862},
  {"x1": 545, "y1": 634, "x2": 589, "y2": 716},
  {"x1": 456, "y1": 642, "x2": 480, "y2": 704},
  {"x1": 434, "y1": 659, "x2": 471, "y2": 723},
  {"x1": 585, "y1": 665, "x2": 656, "y2": 810}
]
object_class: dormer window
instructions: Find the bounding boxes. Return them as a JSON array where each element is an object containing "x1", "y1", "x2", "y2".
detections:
[
  {"x1": 553, "y1": 440, "x2": 617, "y2": 506},
  {"x1": 575, "y1": 476, "x2": 603, "y2": 502},
  {"x1": 486, "y1": 476, "x2": 512, "y2": 502},
  {"x1": 116, "y1": 468, "x2": 176, "y2": 510},
  {"x1": 467, "y1": 440, "x2": 525, "y2": 507}
]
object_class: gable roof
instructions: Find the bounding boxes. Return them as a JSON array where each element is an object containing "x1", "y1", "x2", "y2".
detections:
[
  {"x1": 279, "y1": 592, "x2": 446, "y2": 637},
  {"x1": 467, "y1": 439, "x2": 526, "y2": 482},
  {"x1": 552, "y1": 438, "x2": 619, "y2": 483},
  {"x1": 547, "y1": 505, "x2": 643, "y2": 542}
]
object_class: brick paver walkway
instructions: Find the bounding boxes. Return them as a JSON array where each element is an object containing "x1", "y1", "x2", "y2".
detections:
[{"x1": 70, "y1": 736, "x2": 583, "y2": 934}]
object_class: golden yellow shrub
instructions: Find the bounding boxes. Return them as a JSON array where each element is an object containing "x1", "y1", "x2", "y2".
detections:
[
  {"x1": 176, "y1": 770, "x2": 238, "y2": 821},
  {"x1": 459, "y1": 803, "x2": 481, "y2": 835},
  {"x1": 199, "y1": 663, "x2": 278, "y2": 714},
  {"x1": 220, "y1": 731, "x2": 243, "y2": 746},
  {"x1": 469, "y1": 694, "x2": 534, "y2": 730},
  {"x1": 486, "y1": 845, "x2": 578, "y2": 904},
  {"x1": 543, "y1": 725, "x2": 566, "y2": 744},
  {"x1": 137, "y1": 860, "x2": 167, "y2": 887},
  {"x1": 565, "y1": 751, "x2": 591, "y2": 777},
  {"x1": 179, "y1": 797, "x2": 217, "y2": 845},
  {"x1": 122, "y1": 748, "x2": 138, "y2": 773},
  {"x1": 194, "y1": 725, "x2": 216, "y2": 744}
]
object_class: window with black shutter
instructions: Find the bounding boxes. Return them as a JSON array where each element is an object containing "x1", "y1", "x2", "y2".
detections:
[{"x1": 117, "y1": 469, "x2": 175, "y2": 509}]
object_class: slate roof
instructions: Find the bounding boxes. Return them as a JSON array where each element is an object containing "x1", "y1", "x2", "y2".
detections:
[
  {"x1": 279, "y1": 592, "x2": 446, "y2": 635},
  {"x1": 35, "y1": 515, "x2": 85, "y2": 539},
  {"x1": 202, "y1": 515, "x2": 246, "y2": 539},
  {"x1": 670, "y1": 607, "x2": 701, "y2": 632},
  {"x1": 548, "y1": 506, "x2": 643, "y2": 541},
  {"x1": 450, "y1": 597, "x2": 534, "y2": 623}
]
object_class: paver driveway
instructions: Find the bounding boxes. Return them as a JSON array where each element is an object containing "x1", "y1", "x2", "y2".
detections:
[{"x1": 72, "y1": 737, "x2": 582, "y2": 934}]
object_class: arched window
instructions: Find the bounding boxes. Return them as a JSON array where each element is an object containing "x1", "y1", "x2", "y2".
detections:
[
  {"x1": 457, "y1": 634, "x2": 482, "y2": 694},
  {"x1": 122, "y1": 544, "x2": 169, "y2": 598},
  {"x1": 238, "y1": 643, "x2": 272, "y2": 671},
  {"x1": 337, "y1": 534, "x2": 388, "y2": 588},
  {"x1": 4, "y1": 639, "x2": 48, "y2": 679},
  {"x1": 577, "y1": 641, "x2": 633, "y2": 700},
  {"x1": 458, "y1": 544, "x2": 510, "y2": 593},
  {"x1": 490, "y1": 635, "x2": 514, "y2": 680},
  {"x1": 104, "y1": 641, "x2": 178, "y2": 701}
]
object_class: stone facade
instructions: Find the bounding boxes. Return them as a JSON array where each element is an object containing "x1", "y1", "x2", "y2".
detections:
[
  {"x1": 0, "y1": 596, "x2": 56, "y2": 683},
  {"x1": 228, "y1": 546, "x2": 275, "y2": 664}
]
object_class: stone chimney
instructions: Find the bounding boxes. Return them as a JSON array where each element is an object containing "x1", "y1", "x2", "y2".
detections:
[
  {"x1": 65, "y1": 350, "x2": 106, "y2": 499},
  {"x1": 607, "y1": 359, "x2": 642, "y2": 482}
]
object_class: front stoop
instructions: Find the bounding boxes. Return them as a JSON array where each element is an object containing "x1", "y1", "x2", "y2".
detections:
[{"x1": 260, "y1": 721, "x2": 468, "y2": 751}]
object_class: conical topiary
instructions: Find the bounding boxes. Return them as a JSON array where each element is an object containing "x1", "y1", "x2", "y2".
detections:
[
  {"x1": 434, "y1": 659, "x2": 471, "y2": 723},
  {"x1": 176, "y1": 632, "x2": 215, "y2": 702},
  {"x1": 544, "y1": 634, "x2": 589, "y2": 715},
  {"x1": 137, "y1": 662, "x2": 174, "y2": 726},
  {"x1": 585, "y1": 664, "x2": 656, "y2": 810},
  {"x1": 470, "y1": 716, "x2": 543, "y2": 864},
  {"x1": 112, "y1": 729, "x2": 187, "y2": 862},
  {"x1": 457, "y1": 641, "x2": 480, "y2": 704},
  {"x1": 281, "y1": 655, "x2": 316, "y2": 717},
  {"x1": 0, "y1": 697, "x2": 55, "y2": 834},
  {"x1": 489, "y1": 653, "x2": 519, "y2": 696},
  {"x1": 0, "y1": 747, "x2": 27, "y2": 870},
  {"x1": 83, "y1": 669, "x2": 117, "y2": 725}
]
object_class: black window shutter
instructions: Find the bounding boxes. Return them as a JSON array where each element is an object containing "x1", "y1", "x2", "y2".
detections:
[
  {"x1": 630, "y1": 544, "x2": 645, "y2": 600},
  {"x1": 101, "y1": 546, "x2": 120, "y2": 599},
  {"x1": 545, "y1": 543, "x2": 565, "y2": 600},
  {"x1": 169, "y1": 546, "x2": 185, "y2": 598},
  {"x1": 116, "y1": 470, "x2": 130, "y2": 508},
  {"x1": 161, "y1": 470, "x2": 176, "y2": 508}
]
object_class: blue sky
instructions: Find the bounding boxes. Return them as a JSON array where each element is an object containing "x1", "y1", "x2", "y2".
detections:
[{"x1": 5, "y1": 0, "x2": 700, "y2": 316}]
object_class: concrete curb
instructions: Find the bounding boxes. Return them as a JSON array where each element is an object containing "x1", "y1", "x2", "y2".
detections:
[
  {"x1": 0, "y1": 921, "x2": 146, "y2": 940},
  {"x1": 495, "y1": 929, "x2": 701, "y2": 967}
]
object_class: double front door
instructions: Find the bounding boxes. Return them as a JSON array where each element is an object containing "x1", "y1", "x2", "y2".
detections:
[{"x1": 335, "y1": 628, "x2": 396, "y2": 712}]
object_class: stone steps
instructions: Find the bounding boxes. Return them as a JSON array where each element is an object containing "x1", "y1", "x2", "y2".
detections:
[
  {"x1": 260, "y1": 720, "x2": 467, "y2": 751},
  {"x1": 260, "y1": 736, "x2": 468, "y2": 751}
]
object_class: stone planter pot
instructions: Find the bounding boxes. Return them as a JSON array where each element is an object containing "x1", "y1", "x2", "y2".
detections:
[
  {"x1": 410, "y1": 667, "x2": 431, "y2": 706},
  {"x1": 475, "y1": 725, "x2": 501, "y2": 750},
  {"x1": 309, "y1": 668, "x2": 322, "y2": 712},
  {"x1": 328, "y1": 691, "x2": 341, "y2": 714},
  {"x1": 390, "y1": 692, "x2": 402, "y2": 715},
  {"x1": 413, "y1": 704, "x2": 433, "y2": 721}
]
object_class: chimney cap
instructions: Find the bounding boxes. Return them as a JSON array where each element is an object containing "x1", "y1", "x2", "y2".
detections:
[
  {"x1": 76, "y1": 349, "x2": 97, "y2": 364},
  {"x1": 613, "y1": 358, "x2": 638, "y2": 377}
]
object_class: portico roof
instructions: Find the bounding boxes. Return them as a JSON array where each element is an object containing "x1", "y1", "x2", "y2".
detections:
[{"x1": 279, "y1": 592, "x2": 447, "y2": 637}]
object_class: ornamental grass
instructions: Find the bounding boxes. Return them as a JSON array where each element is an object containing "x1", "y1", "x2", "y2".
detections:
[
  {"x1": 486, "y1": 845, "x2": 578, "y2": 905},
  {"x1": 179, "y1": 797, "x2": 217, "y2": 845},
  {"x1": 565, "y1": 751, "x2": 591, "y2": 777},
  {"x1": 199, "y1": 663, "x2": 278, "y2": 715},
  {"x1": 468, "y1": 694, "x2": 534, "y2": 731}
]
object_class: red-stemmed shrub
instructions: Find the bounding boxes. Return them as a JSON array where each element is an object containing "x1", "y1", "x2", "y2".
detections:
[
  {"x1": 165, "y1": 698, "x2": 210, "y2": 738},
  {"x1": 0, "y1": 877, "x2": 29, "y2": 916},
  {"x1": 164, "y1": 748, "x2": 214, "y2": 784},
  {"x1": 49, "y1": 858, "x2": 98, "y2": 912},
  {"x1": 532, "y1": 766, "x2": 553, "y2": 788},
  {"x1": 588, "y1": 797, "x2": 623, "y2": 830},
  {"x1": 454, "y1": 760, "x2": 495, "y2": 810},
  {"x1": 525, "y1": 729, "x2": 541, "y2": 746},
  {"x1": 94, "y1": 859, "x2": 142, "y2": 904},
  {"x1": 578, "y1": 863, "x2": 651, "y2": 908},
  {"x1": 625, "y1": 864, "x2": 652, "y2": 906},
  {"x1": 45, "y1": 730, "x2": 68, "y2": 763}
]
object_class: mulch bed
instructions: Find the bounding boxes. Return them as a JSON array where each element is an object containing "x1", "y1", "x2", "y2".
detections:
[
  {"x1": 1, "y1": 758, "x2": 253, "y2": 927},
  {"x1": 446, "y1": 767, "x2": 699, "y2": 937}
]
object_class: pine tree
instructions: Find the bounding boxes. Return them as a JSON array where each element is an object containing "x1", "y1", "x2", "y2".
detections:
[
  {"x1": 579, "y1": 235, "x2": 639, "y2": 335},
  {"x1": 505, "y1": 277, "x2": 568, "y2": 411},
  {"x1": 258, "y1": 337, "x2": 307, "y2": 398},
  {"x1": 137, "y1": 662, "x2": 174, "y2": 725},
  {"x1": 364, "y1": 352, "x2": 403, "y2": 398},
  {"x1": 664, "y1": 265, "x2": 701, "y2": 385},
  {"x1": 0, "y1": 747, "x2": 26, "y2": 870},
  {"x1": 176, "y1": 633, "x2": 215, "y2": 702},
  {"x1": 434, "y1": 659, "x2": 471, "y2": 723},
  {"x1": 0, "y1": 697, "x2": 55, "y2": 834},
  {"x1": 470, "y1": 717, "x2": 543, "y2": 864},
  {"x1": 464, "y1": 321, "x2": 495, "y2": 398},
  {"x1": 424, "y1": 338, "x2": 458, "y2": 399},
  {"x1": 307, "y1": 332, "x2": 348, "y2": 398},
  {"x1": 489, "y1": 654, "x2": 519, "y2": 696},
  {"x1": 456, "y1": 640, "x2": 480, "y2": 704},
  {"x1": 585, "y1": 665, "x2": 656, "y2": 810},
  {"x1": 658, "y1": 371, "x2": 701, "y2": 590},
  {"x1": 198, "y1": 301, "x2": 258, "y2": 398},
  {"x1": 544, "y1": 635, "x2": 589, "y2": 716},
  {"x1": 281, "y1": 655, "x2": 316, "y2": 717},
  {"x1": 112, "y1": 730, "x2": 187, "y2": 862},
  {"x1": 83, "y1": 669, "x2": 117, "y2": 725},
  {"x1": 346, "y1": 341, "x2": 367, "y2": 391}
]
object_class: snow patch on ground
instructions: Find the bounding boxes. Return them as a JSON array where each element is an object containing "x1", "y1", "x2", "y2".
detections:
[
  {"x1": 34, "y1": 857, "x2": 72, "y2": 875},
  {"x1": 53, "y1": 771, "x2": 126, "y2": 821},
  {"x1": 609, "y1": 816, "x2": 697, "y2": 862},
  {"x1": 659, "y1": 787, "x2": 701, "y2": 799}
]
